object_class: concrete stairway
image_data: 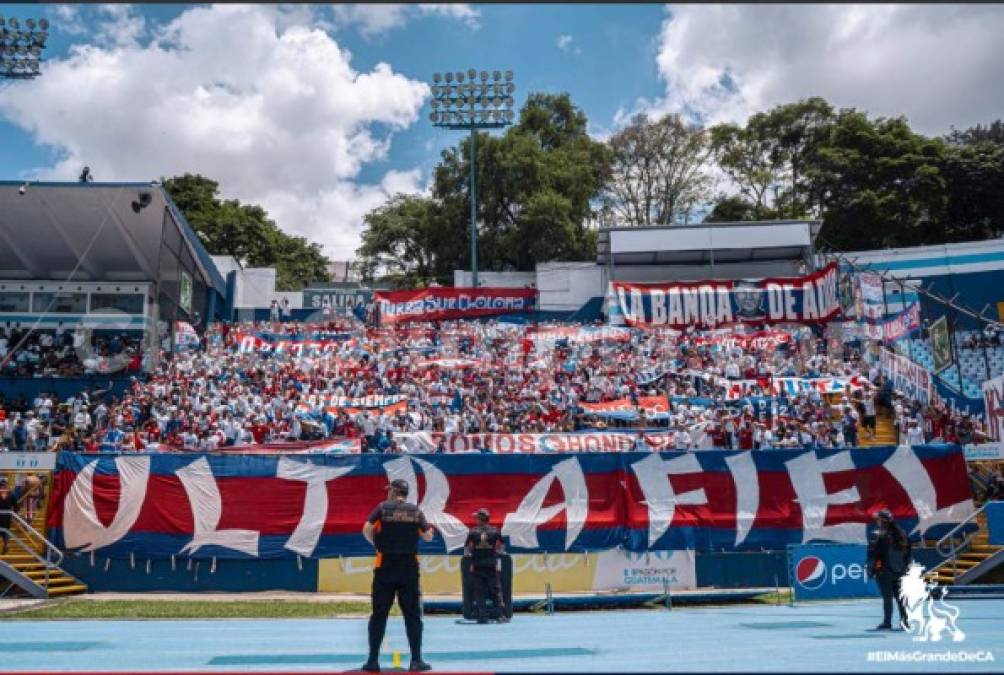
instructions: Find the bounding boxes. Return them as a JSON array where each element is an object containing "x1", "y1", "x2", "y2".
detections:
[
  {"x1": 927, "y1": 510, "x2": 1004, "y2": 586},
  {"x1": 1, "y1": 475, "x2": 87, "y2": 598}
]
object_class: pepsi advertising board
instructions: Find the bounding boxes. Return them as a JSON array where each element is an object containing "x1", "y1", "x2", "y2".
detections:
[{"x1": 788, "y1": 544, "x2": 880, "y2": 601}]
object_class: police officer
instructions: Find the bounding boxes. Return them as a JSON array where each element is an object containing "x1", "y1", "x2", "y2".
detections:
[
  {"x1": 361, "y1": 479, "x2": 435, "y2": 673},
  {"x1": 866, "y1": 509, "x2": 912, "y2": 631},
  {"x1": 463, "y1": 508, "x2": 506, "y2": 624}
]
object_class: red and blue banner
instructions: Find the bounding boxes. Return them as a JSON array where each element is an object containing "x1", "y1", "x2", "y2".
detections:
[
  {"x1": 374, "y1": 287, "x2": 538, "y2": 325},
  {"x1": 48, "y1": 445, "x2": 973, "y2": 560},
  {"x1": 610, "y1": 262, "x2": 841, "y2": 328}
]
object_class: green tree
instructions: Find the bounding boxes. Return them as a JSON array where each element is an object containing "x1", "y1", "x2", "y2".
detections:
[
  {"x1": 602, "y1": 112, "x2": 712, "y2": 226},
  {"x1": 162, "y1": 174, "x2": 331, "y2": 291},
  {"x1": 358, "y1": 93, "x2": 610, "y2": 284},
  {"x1": 703, "y1": 195, "x2": 760, "y2": 223},
  {"x1": 805, "y1": 111, "x2": 949, "y2": 250},
  {"x1": 708, "y1": 117, "x2": 788, "y2": 218}
]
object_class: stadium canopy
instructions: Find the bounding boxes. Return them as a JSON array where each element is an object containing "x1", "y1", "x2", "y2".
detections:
[
  {"x1": 0, "y1": 181, "x2": 225, "y2": 296},
  {"x1": 597, "y1": 220, "x2": 822, "y2": 267}
]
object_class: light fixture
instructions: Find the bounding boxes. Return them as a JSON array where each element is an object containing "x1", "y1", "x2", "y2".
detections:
[
  {"x1": 428, "y1": 68, "x2": 516, "y2": 290},
  {"x1": 0, "y1": 13, "x2": 49, "y2": 80}
]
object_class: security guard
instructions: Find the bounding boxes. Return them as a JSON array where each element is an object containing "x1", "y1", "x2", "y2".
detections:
[
  {"x1": 464, "y1": 508, "x2": 506, "y2": 623},
  {"x1": 361, "y1": 479, "x2": 435, "y2": 673},
  {"x1": 866, "y1": 509, "x2": 912, "y2": 631}
]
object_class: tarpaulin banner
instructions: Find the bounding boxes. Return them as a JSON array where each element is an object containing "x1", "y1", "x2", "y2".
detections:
[
  {"x1": 528, "y1": 325, "x2": 633, "y2": 345},
  {"x1": 982, "y1": 375, "x2": 1004, "y2": 441},
  {"x1": 879, "y1": 348, "x2": 932, "y2": 406},
  {"x1": 374, "y1": 287, "x2": 538, "y2": 325},
  {"x1": 881, "y1": 303, "x2": 921, "y2": 343},
  {"x1": 162, "y1": 438, "x2": 363, "y2": 455},
  {"x1": 234, "y1": 332, "x2": 350, "y2": 355},
  {"x1": 610, "y1": 262, "x2": 841, "y2": 328},
  {"x1": 49, "y1": 445, "x2": 973, "y2": 559},
  {"x1": 858, "y1": 272, "x2": 886, "y2": 322},
  {"x1": 693, "y1": 330, "x2": 792, "y2": 351},
  {"x1": 719, "y1": 376, "x2": 864, "y2": 400},
  {"x1": 173, "y1": 321, "x2": 199, "y2": 350},
  {"x1": 579, "y1": 399, "x2": 639, "y2": 421}
]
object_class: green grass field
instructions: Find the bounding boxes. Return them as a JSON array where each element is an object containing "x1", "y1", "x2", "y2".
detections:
[{"x1": 1, "y1": 599, "x2": 388, "y2": 620}]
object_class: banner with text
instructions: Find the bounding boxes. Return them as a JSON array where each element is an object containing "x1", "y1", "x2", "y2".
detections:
[
  {"x1": 49, "y1": 445, "x2": 973, "y2": 559},
  {"x1": 374, "y1": 287, "x2": 538, "y2": 325},
  {"x1": 610, "y1": 263, "x2": 841, "y2": 328},
  {"x1": 879, "y1": 348, "x2": 933, "y2": 406}
]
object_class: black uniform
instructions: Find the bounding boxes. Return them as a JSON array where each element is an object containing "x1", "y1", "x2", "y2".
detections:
[
  {"x1": 464, "y1": 523, "x2": 505, "y2": 622},
  {"x1": 866, "y1": 522, "x2": 912, "y2": 628},
  {"x1": 366, "y1": 499, "x2": 432, "y2": 665},
  {"x1": 0, "y1": 487, "x2": 20, "y2": 554}
]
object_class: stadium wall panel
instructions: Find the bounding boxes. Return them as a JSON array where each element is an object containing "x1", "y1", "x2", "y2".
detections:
[{"x1": 59, "y1": 553, "x2": 318, "y2": 592}]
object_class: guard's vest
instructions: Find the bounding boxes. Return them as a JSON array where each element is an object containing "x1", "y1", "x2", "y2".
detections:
[
  {"x1": 469, "y1": 524, "x2": 501, "y2": 568},
  {"x1": 373, "y1": 500, "x2": 424, "y2": 555}
]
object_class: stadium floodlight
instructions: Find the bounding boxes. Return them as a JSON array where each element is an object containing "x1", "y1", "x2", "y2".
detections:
[
  {"x1": 429, "y1": 67, "x2": 516, "y2": 289},
  {"x1": 0, "y1": 13, "x2": 49, "y2": 80}
]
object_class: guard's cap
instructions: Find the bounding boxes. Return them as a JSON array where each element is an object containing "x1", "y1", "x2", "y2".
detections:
[
  {"x1": 473, "y1": 508, "x2": 490, "y2": 520},
  {"x1": 387, "y1": 479, "x2": 409, "y2": 495}
]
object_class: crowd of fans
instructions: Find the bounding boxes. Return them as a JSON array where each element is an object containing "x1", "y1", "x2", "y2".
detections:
[
  {"x1": 0, "y1": 325, "x2": 144, "y2": 378},
  {"x1": 0, "y1": 316, "x2": 990, "y2": 454}
]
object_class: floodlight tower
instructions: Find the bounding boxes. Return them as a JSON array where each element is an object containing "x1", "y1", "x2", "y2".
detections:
[
  {"x1": 0, "y1": 15, "x2": 49, "y2": 80},
  {"x1": 429, "y1": 69, "x2": 515, "y2": 288}
]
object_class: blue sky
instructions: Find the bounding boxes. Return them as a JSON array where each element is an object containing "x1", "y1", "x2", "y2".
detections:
[{"x1": 1, "y1": 4, "x2": 1002, "y2": 260}]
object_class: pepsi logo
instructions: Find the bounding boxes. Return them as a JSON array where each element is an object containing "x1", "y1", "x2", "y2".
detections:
[{"x1": 796, "y1": 556, "x2": 827, "y2": 589}]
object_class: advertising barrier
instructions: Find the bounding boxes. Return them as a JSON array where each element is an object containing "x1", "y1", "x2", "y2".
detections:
[
  {"x1": 374, "y1": 287, "x2": 538, "y2": 325},
  {"x1": 610, "y1": 262, "x2": 841, "y2": 328},
  {"x1": 318, "y1": 549, "x2": 695, "y2": 594},
  {"x1": 788, "y1": 544, "x2": 879, "y2": 600},
  {"x1": 49, "y1": 445, "x2": 973, "y2": 561}
]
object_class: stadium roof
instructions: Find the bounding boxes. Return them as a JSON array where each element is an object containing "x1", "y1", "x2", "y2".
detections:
[
  {"x1": 596, "y1": 220, "x2": 822, "y2": 266},
  {"x1": 0, "y1": 181, "x2": 226, "y2": 296}
]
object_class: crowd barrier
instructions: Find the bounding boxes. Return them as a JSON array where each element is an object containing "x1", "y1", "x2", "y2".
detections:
[{"x1": 48, "y1": 445, "x2": 973, "y2": 562}]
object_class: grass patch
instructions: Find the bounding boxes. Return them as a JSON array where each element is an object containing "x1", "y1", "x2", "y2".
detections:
[{"x1": 1, "y1": 599, "x2": 390, "y2": 620}]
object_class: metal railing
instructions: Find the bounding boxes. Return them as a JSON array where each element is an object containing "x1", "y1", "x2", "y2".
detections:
[
  {"x1": 927, "y1": 503, "x2": 990, "y2": 580},
  {"x1": 0, "y1": 509, "x2": 63, "y2": 591}
]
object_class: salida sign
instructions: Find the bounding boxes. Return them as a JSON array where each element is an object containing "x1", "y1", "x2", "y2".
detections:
[{"x1": 48, "y1": 445, "x2": 973, "y2": 561}]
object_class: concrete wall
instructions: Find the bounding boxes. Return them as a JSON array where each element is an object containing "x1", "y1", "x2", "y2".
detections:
[
  {"x1": 452, "y1": 270, "x2": 536, "y2": 288},
  {"x1": 536, "y1": 262, "x2": 604, "y2": 312},
  {"x1": 604, "y1": 260, "x2": 804, "y2": 283}
]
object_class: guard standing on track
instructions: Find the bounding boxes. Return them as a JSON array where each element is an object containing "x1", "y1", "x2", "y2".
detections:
[
  {"x1": 361, "y1": 478, "x2": 435, "y2": 673},
  {"x1": 464, "y1": 508, "x2": 507, "y2": 623},
  {"x1": 866, "y1": 508, "x2": 913, "y2": 631}
]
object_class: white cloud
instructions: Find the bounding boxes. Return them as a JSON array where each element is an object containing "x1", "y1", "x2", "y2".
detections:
[
  {"x1": 332, "y1": 3, "x2": 478, "y2": 38},
  {"x1": 556, "y1": 33, "x2": 581, "y2": 55},
  {"x1": 631, "y1": 4, "x2": 1004, "y2": 135},
  {"x1": 50, "y1": 5, "x2": 88, "y2": 36},
  {"x1": 0, "y1": 4, "x2": 431, "y2": 260}
]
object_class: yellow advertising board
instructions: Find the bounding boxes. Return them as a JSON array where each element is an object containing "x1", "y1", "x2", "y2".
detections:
[{"x1": 318, "y1": 550, "x2": 695, "y2": 594}]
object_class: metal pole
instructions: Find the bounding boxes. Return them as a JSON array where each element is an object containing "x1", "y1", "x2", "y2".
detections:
[{"x1": 470, "y1": 125, "x2": 478, "y2": 289}]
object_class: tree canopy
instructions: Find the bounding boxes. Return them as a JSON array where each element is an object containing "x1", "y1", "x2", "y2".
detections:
[
  {"x1": 357, "y1": 93, "x2": 610, "y2": 286},
  {"x1": 162, "y1": 174, "x2": 330, "y2": 291}
]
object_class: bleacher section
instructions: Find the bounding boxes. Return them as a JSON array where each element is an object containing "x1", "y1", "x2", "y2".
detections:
[{"x1": 903, "y1": 331, "x2": 1001, "y2": 401}]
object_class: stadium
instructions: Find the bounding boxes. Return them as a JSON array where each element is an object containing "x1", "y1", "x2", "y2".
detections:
[{"x1": 2, "y1": 4, "x2": 1004, "y2": 674}]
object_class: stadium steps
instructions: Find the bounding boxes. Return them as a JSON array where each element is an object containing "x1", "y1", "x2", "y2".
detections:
[
  {"x1": 858, "y1": 410, "x2": 898, "y2": 447},
  {"x1": 0, "y1": 475, "x2": 87, "y2": 599},
  {"x1": 926, "y1": 511, "x2": 1004, "y2": 586}
]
